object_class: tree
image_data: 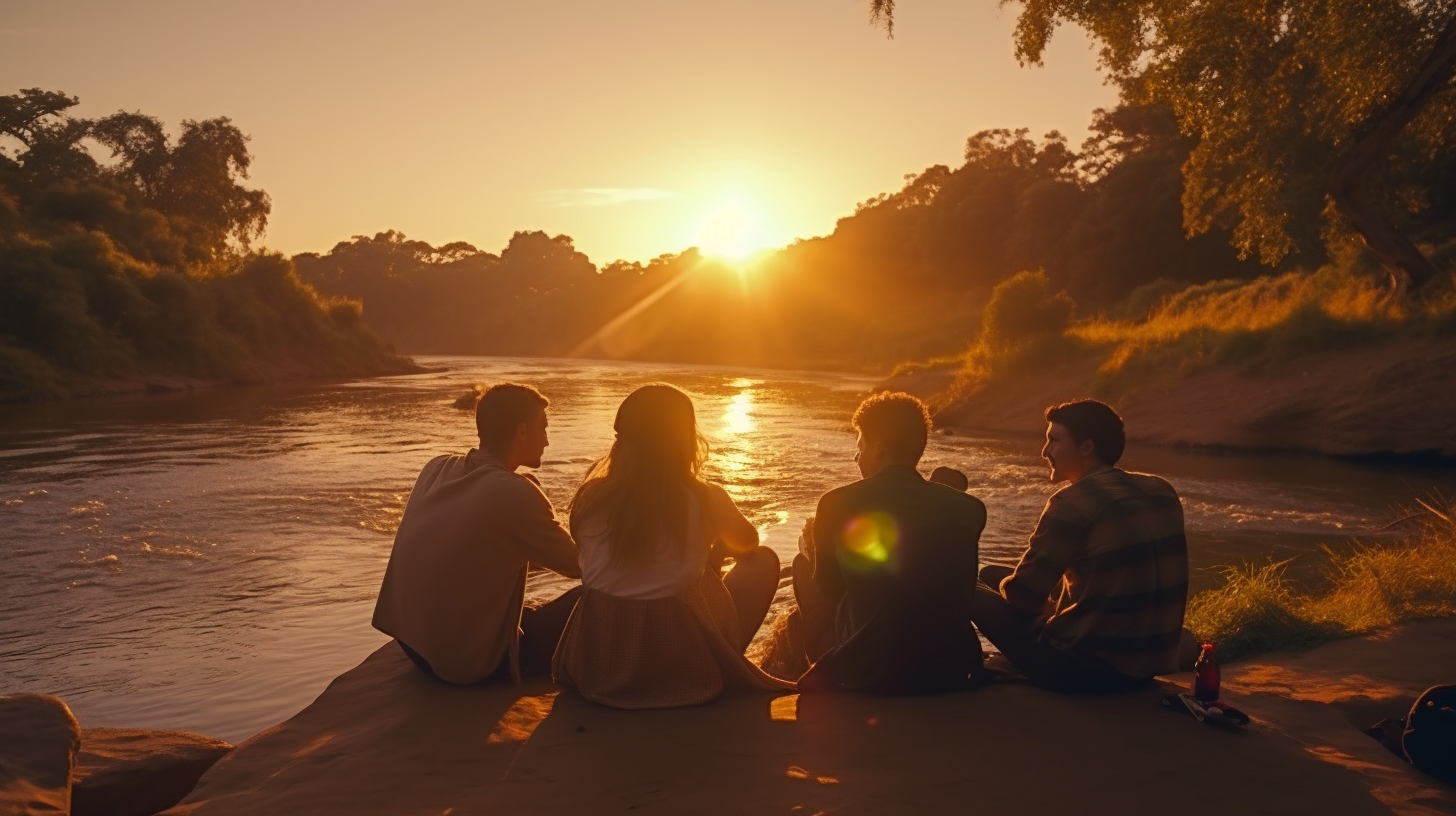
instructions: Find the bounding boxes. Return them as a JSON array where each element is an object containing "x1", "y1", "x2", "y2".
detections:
[
  {"x1": 870, "y1": 1, "x2": 1456, "y2": 297},
  {"x1": 0, "y1": 89, "x2": 96, "y2": 185},
  {"x1": 89, "y1": 111, "x2": 171, "y2": 199},
  {"x1": 1, "y1": 89, "x2": 271, "y2": 260},
  {"x1": 146, "y1": 117, "x2": 270, "y2": 256}
]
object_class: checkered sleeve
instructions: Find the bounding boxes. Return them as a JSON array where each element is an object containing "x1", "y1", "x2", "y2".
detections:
[{"x1": 1000, "y1": 491, "x2": 1087, "y2": 614}]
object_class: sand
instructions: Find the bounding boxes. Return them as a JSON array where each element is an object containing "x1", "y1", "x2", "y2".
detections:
[{"x1": 158, "y1": 619, "x2": 1456, "y2": 815}]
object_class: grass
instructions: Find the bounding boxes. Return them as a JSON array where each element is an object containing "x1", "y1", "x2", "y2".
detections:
[
  {"x1": 933, "y1": 252, "x2": 1456, "y2": 404},
  {"x1": 1187, "y1": 497, "x2": 1456, "y2": 662},
  {"x1": 1071, "y1": 265, "x2": 1417, "y2": 377}
]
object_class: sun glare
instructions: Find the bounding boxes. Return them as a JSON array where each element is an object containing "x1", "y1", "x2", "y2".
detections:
[
  {"x1": 722, "y1": 389, "x2": 756, "y2": 435},
  {"x1": 695, "y1": 197, "x2": 772, "y2": 262}
]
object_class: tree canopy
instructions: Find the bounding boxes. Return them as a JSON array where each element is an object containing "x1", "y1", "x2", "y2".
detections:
[
  {"x1": 871, "y1": 1, "x2": 1456, "y2": 296},
  {"x1": 0, "y1": 89, "x2": 405, "y2": 400},
  {"x1": 1, "y1": 88, "x2": 271, "y2": 261}
]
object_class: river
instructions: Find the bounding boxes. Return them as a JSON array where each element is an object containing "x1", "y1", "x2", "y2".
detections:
[{"x1": 2, "y1": 356, "x2": 1452, "y2": 743}]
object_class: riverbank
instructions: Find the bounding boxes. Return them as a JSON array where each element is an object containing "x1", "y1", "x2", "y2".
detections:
[
  {"x1": 0, "y1": 356, "x2": 428, "y2": 403},
  {"x1": 884, "y1": 337, "x2": 1456, "y2": 459},
  {"x1": 148, "y1": 620, "x2": 1456, "y2": 815}
]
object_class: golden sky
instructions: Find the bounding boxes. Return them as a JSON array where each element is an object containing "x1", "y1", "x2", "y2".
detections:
[{"x1": 2, "y1": 0, "x2": 1114, "y2": 263}]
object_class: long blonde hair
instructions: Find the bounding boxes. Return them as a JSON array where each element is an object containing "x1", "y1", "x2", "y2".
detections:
[{"x1": 570, "y1": 383, "x2": 710, "y2": 565}]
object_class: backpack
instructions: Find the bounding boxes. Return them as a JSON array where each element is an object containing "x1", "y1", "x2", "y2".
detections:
[{"x1": 1404, "y1": 685, "x2": 1456, "y2": 784}]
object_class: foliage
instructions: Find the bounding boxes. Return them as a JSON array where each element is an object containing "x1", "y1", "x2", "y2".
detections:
[
  {"x1": 872, "y1": 1, "x2": 1456, "y2": 295},
  {"x1": 978, "y1": 268, "x2": 1074, "y2": 352},
  {"x1": 1187, "y1": 497, "x2": 1456, "y2": 661},
  {"x1": 0, "y1": 89, "x2": 408, "y2": 401},
  {"x1": 1072, "y1": 255, "x2": 1456, "y2": 379},
  {"x1": 934, "y1": 246, "x2": 1456, "y2": 410},
  {"x1": 2, "y1": 88, "x2": 270, "y2": 257}
]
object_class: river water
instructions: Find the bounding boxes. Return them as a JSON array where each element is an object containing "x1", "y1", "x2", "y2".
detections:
[{"x1": 2, "y1": 356, "x2": 1452, "y2": 743}]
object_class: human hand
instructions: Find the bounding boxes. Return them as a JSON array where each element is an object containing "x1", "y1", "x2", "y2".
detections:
[{"x1": 797, "y1": 516, "x2": 816, "y2": 559}]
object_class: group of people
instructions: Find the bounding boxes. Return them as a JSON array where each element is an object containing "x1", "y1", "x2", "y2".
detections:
[{"x1": 371, "y1": 382, "x2": 1189, "y2": 709}]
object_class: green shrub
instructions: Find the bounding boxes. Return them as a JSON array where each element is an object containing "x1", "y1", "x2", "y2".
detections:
[{"x1": 1187, "y1": 498, "x2": 1456, "y2": 661}]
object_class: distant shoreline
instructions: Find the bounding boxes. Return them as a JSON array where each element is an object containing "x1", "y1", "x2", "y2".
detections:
[{"x1": 0, "y1": 358, "x2": 429, "y2": 405}]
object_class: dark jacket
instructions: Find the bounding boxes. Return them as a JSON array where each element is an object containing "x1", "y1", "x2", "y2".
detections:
[{"x1": 800, "y1": 464, "x2": 987, "y2": 694}]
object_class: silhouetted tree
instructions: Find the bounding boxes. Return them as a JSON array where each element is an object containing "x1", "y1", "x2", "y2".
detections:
[{"x1": 0, "y1": 89, "x2": 96, "y2": 186}]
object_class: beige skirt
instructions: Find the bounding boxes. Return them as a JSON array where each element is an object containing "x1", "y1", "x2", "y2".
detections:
[{"x1": 553, "y1": 569, "x2": 793, "y2": 709}]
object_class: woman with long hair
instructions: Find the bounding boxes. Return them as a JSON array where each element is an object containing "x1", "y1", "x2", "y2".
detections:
[{"x1": 552, "y1": 383, "x2": 791, "y2": 707}]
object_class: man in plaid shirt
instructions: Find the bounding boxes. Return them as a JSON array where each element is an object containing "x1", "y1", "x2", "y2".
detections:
[{"x1": 972, "y1": 400, "x2": 1188, "y2": 693}]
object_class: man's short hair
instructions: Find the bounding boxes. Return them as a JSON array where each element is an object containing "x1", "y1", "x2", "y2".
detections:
[
  {"x1": 1044, "y1": 399, "x2": 1125, "y2": 467},
  {"x1": 476, "y1": 383, "x2": 549, "y2": 456},
  {"x1": 852, "y1": 391, "x2": 932, "y2": 464}
]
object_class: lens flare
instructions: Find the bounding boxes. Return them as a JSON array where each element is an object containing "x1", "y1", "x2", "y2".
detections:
[{"x1": 842, "y1": 512, "x2": 898, "y2": 568}]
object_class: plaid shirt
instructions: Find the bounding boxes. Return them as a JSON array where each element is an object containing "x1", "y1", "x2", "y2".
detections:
[{"x1": 1000, "y1": 466, "x2": 1188, "y2": 678}]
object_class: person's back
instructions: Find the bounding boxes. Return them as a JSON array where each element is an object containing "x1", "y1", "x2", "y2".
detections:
[
  {"x1": 805, "y1": 466, "x2": 985, "y2": 693},
  {"x1": 573, "y1": 483, "x2": 709, "y2": 602},
  {"x1": 1003, "y1": 467, "x2": 1186, "y2": 678},
  {"x1": 972, "y1": 399, "x2": 1189, "y2": 693},
  {"x1": 372, "y1": 384, "x2": 580, "y2": 684},
  {"x1": 551, "y1": 383, "x2": 790, "y2": 708},
  {"x1": 799, "y1": 393, "x2": 987, "y2": 695}
]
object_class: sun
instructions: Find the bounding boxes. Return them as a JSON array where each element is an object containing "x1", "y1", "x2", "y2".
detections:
[{"x1": 694, "y1": 197, "x2": 772, "y2": 262}]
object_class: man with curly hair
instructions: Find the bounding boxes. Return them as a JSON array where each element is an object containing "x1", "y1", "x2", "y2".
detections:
[{"x1": 796, "y1": 392, "x2": 988, "y2": 694}]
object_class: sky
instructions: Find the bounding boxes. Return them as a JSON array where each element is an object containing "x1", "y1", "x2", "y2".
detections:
[{"x1": 1, "y1": 0, "x2": 1116, "y2": 264}]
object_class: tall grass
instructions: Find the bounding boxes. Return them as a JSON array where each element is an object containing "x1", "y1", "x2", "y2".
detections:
[
  {"x1": 1074, "y1": 266, "x2": 1410, "y2": 375},
  {"x1": 938, "y1": 252, "x2": 1456, "y2": 399},
  {"x1": 1187, "y1": 497, "x2": 1456, "y2": 661}
]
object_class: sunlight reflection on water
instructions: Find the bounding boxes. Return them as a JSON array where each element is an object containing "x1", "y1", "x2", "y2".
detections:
[
  {"x1": 1, "y1": 355, "x2": 1452, "y2": 742},
  {"x1": 722, "y1": 390, "x2": 756, "y2": 436}
]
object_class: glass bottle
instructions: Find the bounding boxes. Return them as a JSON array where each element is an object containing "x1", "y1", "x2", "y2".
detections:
[{"x1": 1192, "y1": 642, "x2": 1220, "y2": 703}]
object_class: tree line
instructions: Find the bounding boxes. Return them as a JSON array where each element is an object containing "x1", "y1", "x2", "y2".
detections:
[
  {"x1": 9, "y1": 0, "x2": 1456, "y2": 401},
  {"x1": 0, "y1": 89, "x2": 410, "y2": 400},
  {"x1": 295, "y1": 104, "x2": 1283, "y2": 370}
]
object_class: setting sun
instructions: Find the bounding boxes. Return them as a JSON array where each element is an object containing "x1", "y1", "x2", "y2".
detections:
[{"x1": 694, "y1": 197, "x2": 774, "y2": 262}]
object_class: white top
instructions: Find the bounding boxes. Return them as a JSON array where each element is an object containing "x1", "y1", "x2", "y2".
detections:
[{"x1": 575, "y1": 490, "x2": 709, "y2": 600}]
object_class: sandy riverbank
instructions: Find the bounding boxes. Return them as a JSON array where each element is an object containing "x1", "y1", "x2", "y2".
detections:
[
  {"x1": 158, "y1": 619, "x2": 1456, "y2": 815},
  {"x1": 883, "y1": 339, "x2": 1456, "y2": 458}
]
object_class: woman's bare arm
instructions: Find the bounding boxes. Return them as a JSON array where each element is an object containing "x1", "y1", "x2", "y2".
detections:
[{"x1": 702, "y1": 482, "x2": 759, "y2": 555}]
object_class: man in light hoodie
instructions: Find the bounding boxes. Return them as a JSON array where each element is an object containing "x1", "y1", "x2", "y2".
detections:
[{"x1": 373, "y1": 383, "x2": 581, "y2": 684}]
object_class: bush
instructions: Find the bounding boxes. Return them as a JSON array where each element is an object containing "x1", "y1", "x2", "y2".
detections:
[
  {"x1": 1187, "y1": 497, "x2": 1456, "y2": 661},
  {"x1": 979, "y1": 268, "x2": 1075, "y2": 353}
]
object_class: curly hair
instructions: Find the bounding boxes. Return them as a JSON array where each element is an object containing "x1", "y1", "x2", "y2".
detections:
[{"x1": 852, "y1": 391, "x2": 932, "y2": 464}]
